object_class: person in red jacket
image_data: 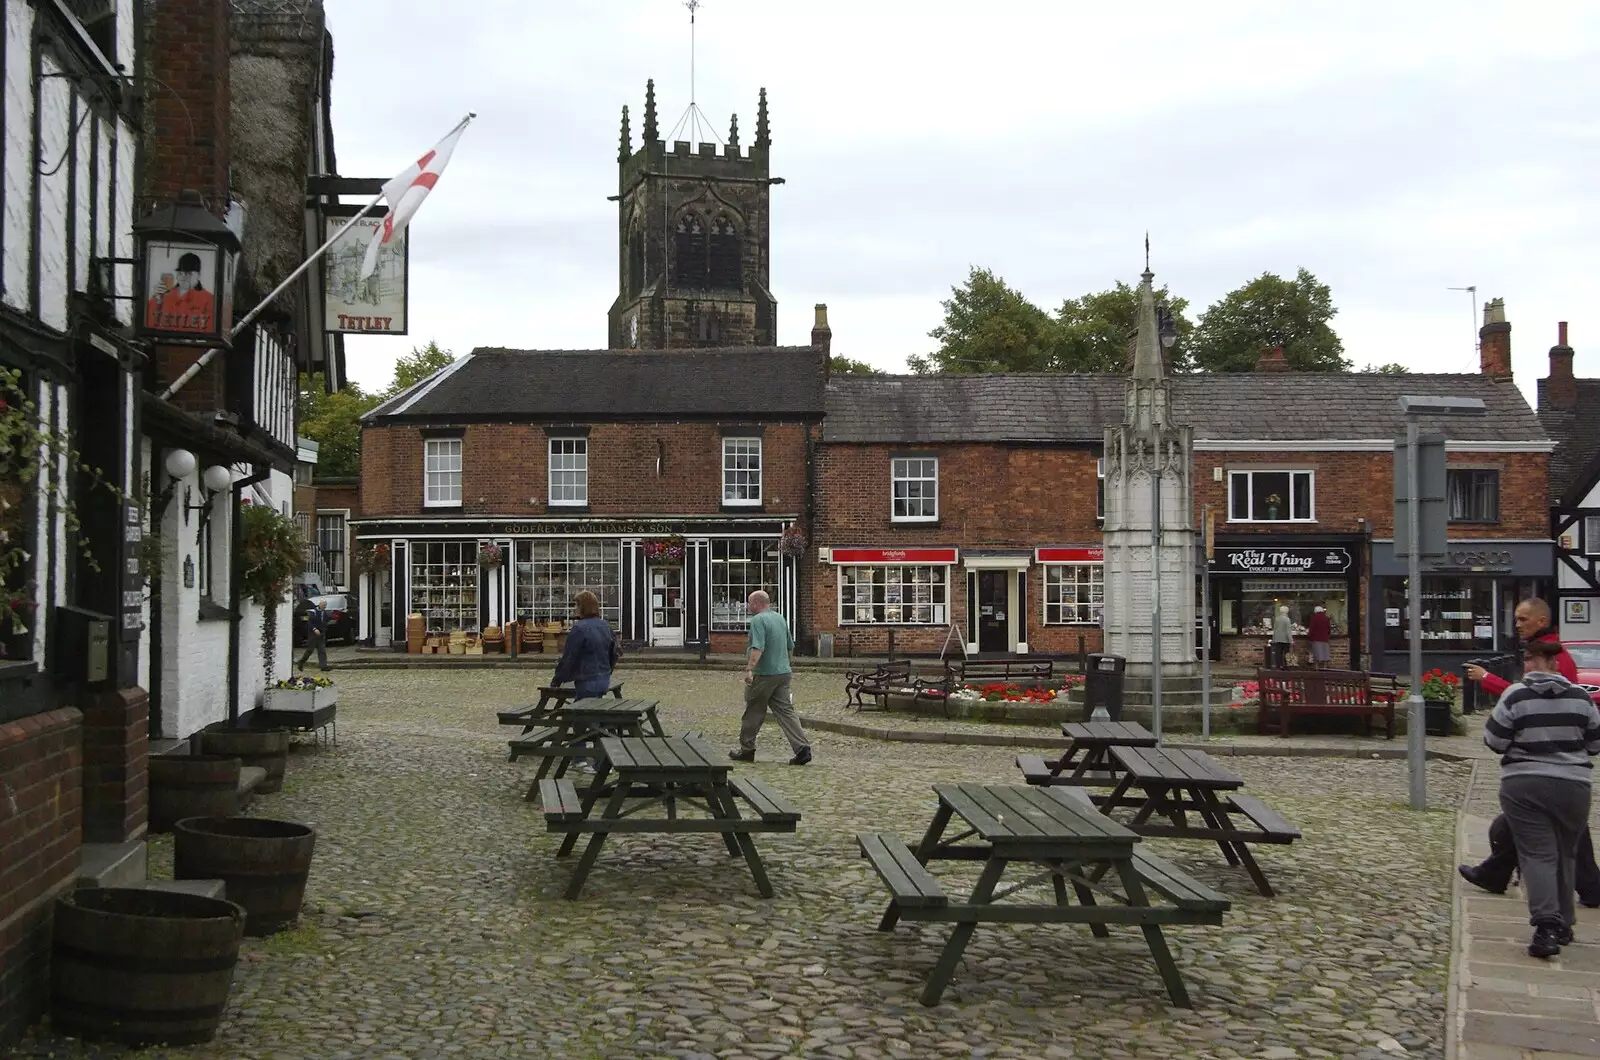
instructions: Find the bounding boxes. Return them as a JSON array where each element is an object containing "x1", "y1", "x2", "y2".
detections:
[
  {"x1": 1466, "y1": 599, "x2": 1577, "y2": 693},
  {"x1": 1306, "y1": 603, "x2": 1333, "y2": 669}
]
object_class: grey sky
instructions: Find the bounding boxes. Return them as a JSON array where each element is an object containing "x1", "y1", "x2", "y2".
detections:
[{"x1": 325, "y1": 1, "x2": 1600, "y2": 408}]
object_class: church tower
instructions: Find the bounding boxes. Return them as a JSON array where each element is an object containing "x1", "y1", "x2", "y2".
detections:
[{"x1": 607, "y1": 80, "x2": 779, "y2": 349}]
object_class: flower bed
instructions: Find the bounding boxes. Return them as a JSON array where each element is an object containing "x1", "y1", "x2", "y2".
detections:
[{"x1": 264, "y1": 674, "x2": 337, "y2": 713}]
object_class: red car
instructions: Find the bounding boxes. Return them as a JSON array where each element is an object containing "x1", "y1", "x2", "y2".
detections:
[{"x1": 1566, "y1": 640, "x2": 1600, "y2": 704}]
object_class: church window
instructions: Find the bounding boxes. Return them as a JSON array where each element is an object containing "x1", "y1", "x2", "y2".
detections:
[
  {"x1": 674, "y1": 214, "x2": 708, "y2": 289},
  {"x1": 628, "y1": 230, "x2": 645, "y2": 298},
  {"x1": 708, "y1": 215, "x2": 741, "y2": 289}
]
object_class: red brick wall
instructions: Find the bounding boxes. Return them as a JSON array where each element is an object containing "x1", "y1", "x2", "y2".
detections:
[
  {"x1": 79, "y1": 689, "x2": 149, "y2": 844},
  {"x1": 315, "y1": 481, "x2": 359, "y2": 517},
  {"x1": 361, "y1": 422, "x2": 810, "y2": 517},
  {"x1": 0, "y1": 709, "x2": 84, "y2": 1045},
  {"x1": 143, "y1": 0, "x2": 231, "y2": 208}
]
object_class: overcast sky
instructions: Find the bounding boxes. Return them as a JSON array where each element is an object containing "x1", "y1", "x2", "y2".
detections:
[{"x1": 324, "y1": 1, "x2": 1599, "y2": 409}]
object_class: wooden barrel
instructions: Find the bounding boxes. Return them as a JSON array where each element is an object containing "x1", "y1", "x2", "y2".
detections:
[
  {"x1": 51, "y1": 887, "x2": 245, "y2": 1046},
  {"x1": 197, "y1": 727, "x2": 291, "y2": 793},
  {"x1": 148, "y1": 755, "x2": 240, "y2": 833},
  {"x1": 173, "y1": 816, "x2": 317, "y2": 936}
]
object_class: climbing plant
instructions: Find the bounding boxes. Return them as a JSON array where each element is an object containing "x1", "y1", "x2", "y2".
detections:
[{"x1": 238, "y1": 502, "x2": 304, "y2": 683}]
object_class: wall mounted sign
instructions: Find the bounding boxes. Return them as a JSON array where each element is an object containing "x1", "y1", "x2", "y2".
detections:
[
  {"x1": 1429, "y1": 548, "x2": 1515, "y2": 571},
  {"x1": 1211, "y1": 546, "x2": 1352, "y2": 575},
  {"x1": 1037, "y1": 547, "x2": 1104, "y2": 563},
  {"x1": 829, "y1": 548, "x2": 959, "y2": 565},
  {"x1": 142, "y1": 241, "x2": 224, "y2": 338},
  {"x1": 1567, "y1": 599, "x2": 1592, "y2": 625},
  {"x1": 323, "y1": 213, "x2": 409, "y2": 334}
]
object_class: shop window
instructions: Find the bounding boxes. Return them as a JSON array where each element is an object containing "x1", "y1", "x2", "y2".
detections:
[
  {"x1": 423, "y1": 438, "x2": 462, "y2": 507},
  {"x1": 513, "y1": 539, "x2": 620, "y2": 625},
  {"x1": 1228, "y1": 470, "x2": 1313, "y2": 522},
  {"x1": 1588, "y1": 516, "x2": 1600, "y2": 557},
  {"x1": 1096, "y1": 457, "x2": 1105, "y2": 521},
  {"x1": 673, "y1": 214, "x2": 708, "y2": 289},
  {"x1": 1447, "y1": 469, "x2": 1499, "y2": 523},
  {"x1": 549, "y1": 438, "x2": 588, "y2": 506},
  {"x1": 839, "y1": 565, "x2": 947, "y2": 625},
  {"x1": 1223, "y1": 578, "x2": 1347, "y2": 639},
  {"x1": 409, "y1": 540, "x2": 479, "y2": 632},
  {"x1": 1380, "y1": 577, "x2": 1493, "y2": 652},
  {"x1": 891, "y1": 457, "x2": 938, "y2": 522},
  {"x1": 710, "y1": 539, "x2": 781, "y2": 630},
  {"x1": 723, "y1": 437, "x2": 761, "y2": 505},
  {"x1": 316, "y1": 513, "x2": 347, "y2": 589},
  {"x1": 1043, "y1": 563, "x2": 1103, "y2": 625}
]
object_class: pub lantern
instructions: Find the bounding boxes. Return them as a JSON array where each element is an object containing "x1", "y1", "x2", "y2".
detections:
[{"x1": 132, "y1": 189, "x2": 240, "y2": 345}]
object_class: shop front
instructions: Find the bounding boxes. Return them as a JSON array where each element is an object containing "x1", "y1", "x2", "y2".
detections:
[
  {"x1": 1206, "y1": 536, "x2": 1363, "y2": 669},
  {"x1": 352, "y1": 516, "x2": 796, "y2": 652},
  {"x1": 1368, "y1": 539, "x2": 1553, "y2": 675},
  {"x1": 823, "y1": 547, "x2": 960, "y2": 655}
]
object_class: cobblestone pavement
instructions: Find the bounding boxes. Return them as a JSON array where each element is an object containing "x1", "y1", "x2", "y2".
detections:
[{"x1": 20, "y1": 669, "x2": 1471, "y2": 1059}]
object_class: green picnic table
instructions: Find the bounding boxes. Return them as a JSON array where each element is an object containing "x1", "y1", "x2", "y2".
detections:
[
  {"x1": 515, "y1": 698, "x2": 665, "y2": 799},
  {"x1": 1016, "y1": 720, "x2": 1157, "y2": 786},
  {"x1": 499, "y1": 682, "x2": 625, "y2": 759}
]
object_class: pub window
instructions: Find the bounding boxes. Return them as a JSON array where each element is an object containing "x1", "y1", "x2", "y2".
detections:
[
  {"x1": 1043, "y1": 563, "x2": 1104, "y2": 625},
  {"x1": 513, "y1": 539, "x2": 620, "y2": 625},
  {"x1": 839, "y1": 565, "x2": 947, "y2": 625},
  {"x1": 423, "y1": 438, "x2": 462, "y2": 507},
  {"x1": 891, "y1": 457, "x2": 938, "y2": 522},
  {"x1": 710, "y1": 539, "x2": 781, "y2": 630},
  {"x1": 1588, "y1": 516, "x2": 1600, "y2": 557},
  {"x1": 1228, "y1": 470, "x2": 1313, "y2": 522},
  {"x1": 1447, "y1": 469, "x2": 1499, "y2": 523},
  {"x1": 548, "y1": 437, "x2": 588, "y2": 506},
  {"x1": 723, "y1": 437, "x2": 762, "y2": 505},
  {"x1": 673, "y1": 214, "x2": 708, "y2": 289},
  {"x1": 708, "y1": 215, "x2": 741, "y2": 289},
  {"x1": 316, "y1": 513, "x2": 347, "y2": 588}
]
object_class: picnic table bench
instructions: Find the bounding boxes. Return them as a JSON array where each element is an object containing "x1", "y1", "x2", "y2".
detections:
[
  {"x1": 859, "y1": 782, "x2": 1228, "y2": 1007},
  {"x1": 539, "y1": 733, "x2": 800, "y2": 900},
  {"x1": 1017, "y1": 720, "x2": 1157, "y2": 786},
  {"x1": 1080, "y1": 745, "x2": 1301, "y2": 897},
  {"x1": 1255, "y1": 669, "x2": 1394, "y2": 739},
  {"x1": 499, "y1": 682, "x2": 625, "y2": 757},
  {"x1": 514, "y1": 698, "x2": 665, "y2": 798}
]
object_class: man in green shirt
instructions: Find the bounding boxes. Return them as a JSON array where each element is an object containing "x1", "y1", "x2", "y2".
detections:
[{"x1": 730, "y1": 590, "x2": 813, "y2": 765}]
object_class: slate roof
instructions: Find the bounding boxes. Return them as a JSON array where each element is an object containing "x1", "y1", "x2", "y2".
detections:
[
  {"x1": 1537, "y1": 377, "x2": 1600, "y2": 506},
  {"x1": 823, "y1": 372, "x2": 1551, "y2": 444},
  {"x1": 365, "y1": 346, "x2": 828, "y2": 422}
]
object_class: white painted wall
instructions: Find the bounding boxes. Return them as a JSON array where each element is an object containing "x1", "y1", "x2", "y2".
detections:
[
  {"x1": 36, "y1": 53, "x2": 69, "y2": 330},
  {"x1": 1560, "y1": 478, "x2": 1600, "y2": 636},
  {"x1": 3, "y1": 0, "x2": 35, "y2": 311},
  {"x1": 112, "y1": 121, "x2": 134, "y2": 324},
  {"x1": 72, "y1": 97, "x2": 91, "y2": 293}
]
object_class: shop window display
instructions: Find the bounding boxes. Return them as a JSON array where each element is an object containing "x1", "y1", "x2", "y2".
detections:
[
  {"x1": 1381, "y1": 577, "x2": 1495, "y2": 652},
  {"x1": 514, "y1": 539, "x2": 621, "y2": 625},
  {"x1": 840, "y1": 565, "x2": 947, "y2": 625},
  {"x1": 1219, "y1": 578, "x2": 1347, "y2": 637},
  {"x1": 410, "y1": 540, "x2": 479, "y2": 632},
  {"x1": 710, "y1": 538, "x2": 780, "y2": 630}
]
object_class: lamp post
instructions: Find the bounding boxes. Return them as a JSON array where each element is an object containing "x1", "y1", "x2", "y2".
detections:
[{"x1": 1150, "y1": 307, "x2": 1179, "y2": 743}]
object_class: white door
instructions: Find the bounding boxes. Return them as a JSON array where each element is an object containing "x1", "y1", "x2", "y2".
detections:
[{"x1": 650, "y1": 566, "x2": 684, "y2": 647}]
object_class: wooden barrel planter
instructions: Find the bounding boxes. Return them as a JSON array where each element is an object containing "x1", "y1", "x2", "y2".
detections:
[
  {"x1": 51, "y1": 887, "x2": 245, "y2": 1046},
  {"x1": 148, "y1": 754, "x2": 241, "y2": 833},
  {"x1": 173, "y1": 816, "x2": 317, "y2": 936},
  {"x1": 197, "y1": 726, "x2": 291, "y2": 793}
]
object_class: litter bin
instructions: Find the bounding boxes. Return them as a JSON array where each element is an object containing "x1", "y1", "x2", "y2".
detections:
[
  {"x1": 1463, "y1": 654, "x2": 1516, "y2": 714},
  {"x1": 1083, "y1": 653, "x2": 1127, "y2": 722}
]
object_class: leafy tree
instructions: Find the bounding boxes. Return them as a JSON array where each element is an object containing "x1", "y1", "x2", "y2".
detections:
[
  {"x1": 1056, "y1": 282, "x2": 1194, "y2": 372},
  {"x1": 910, "y1": 268, "x2": 1063, "y2": 374},
  {"x1": 1360, "y1": 362, "x2": 1410, "y2": 375},
  {"x1": 1190, "y1": 268, "x2": 1348, "y2": 372},
  {"x1": 386, "y1": 340, "x2": 456, "y2": 397},
  {"x1": 828, "y1": 355, "x2": 882, "y2": 376},
  {"x1": 297, "y1": 374, "x2": 380, "y2": 478}
]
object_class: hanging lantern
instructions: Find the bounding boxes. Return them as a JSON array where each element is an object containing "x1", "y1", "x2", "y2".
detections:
[{"x1": 132, "y1": 189, "x2": 240, "y2": 344}]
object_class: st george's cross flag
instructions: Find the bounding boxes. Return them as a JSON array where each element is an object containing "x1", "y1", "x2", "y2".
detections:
[{"x1": 359, "y1": 115, "x2": 474, "y2": 280}]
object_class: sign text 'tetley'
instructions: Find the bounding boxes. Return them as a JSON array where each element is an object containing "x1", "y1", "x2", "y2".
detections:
[{"x1": 336, "y1": 314, "x2": 395, "y2": 332}]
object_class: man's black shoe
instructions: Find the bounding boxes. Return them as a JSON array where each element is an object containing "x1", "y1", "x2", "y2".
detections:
[
  {"x1": 1558, "y1": 924, "x2": 1576, "y2": 946},
  {"x1": 1530, "y1": 924, "x2": 1564, "y2": 959},
  {"x1": 1458, "y1": 863, "x2": 1507, "y2": 895},
  {"x1": 789, "y1": 748, "x2": 813, "y2": 766},
  {"x1": 728, "y1": 749, "x2": 755, "y2": 763}
]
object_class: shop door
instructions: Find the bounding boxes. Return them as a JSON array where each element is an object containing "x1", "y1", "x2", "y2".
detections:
[
  {"x1": 650, "y1": 565, "x2": 684, "y2": 647},
  {"x1": 977, "y1": 571, "x2": 1010, "y2": 654}
]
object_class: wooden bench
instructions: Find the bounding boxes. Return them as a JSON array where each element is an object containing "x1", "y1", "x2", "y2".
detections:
[
  {"x1": 732, "y1": 777, "x2": 803, "y2": 824},
  {"x1": 945, "y1": 657, "x2": 1054, "y2": 694},
  {"x1": 1016, "y1": 753, "x2": 1055, "y2": 786},
  {"x1": 1128, "y1": 849, "x2": 1231, "y2": 912},
  {"x1": 1228, "y1": 793, "x2": 1303, "y2": 842},
  {"x1": 507, "y1": 727, "x2": 560, "y2": 762},
  {"x1": 538, "y1": 778, "x2": 586, "y2": 823},
  {"x1": 497, "y1": 682, "x2": 626, "y2": 734},
  {"x1": 1256, "y1": 668, "x2": 1394, "y2": 738},
  {"x1": 857, "y1": 832, "x2": 947, "y2": 908}
]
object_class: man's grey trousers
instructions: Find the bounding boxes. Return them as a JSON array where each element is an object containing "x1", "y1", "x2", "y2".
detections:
[
  {"x1": 740, "y1": 674, "x2": 811, "y2": 755},
  {"x1": 1502, "y1": 774, "x2": 1593, "y2": 928}
]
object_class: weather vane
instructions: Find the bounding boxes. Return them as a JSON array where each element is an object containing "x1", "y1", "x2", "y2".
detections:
[{"x1": 686, "y1": 0, "x2": 700, "y2": 106}]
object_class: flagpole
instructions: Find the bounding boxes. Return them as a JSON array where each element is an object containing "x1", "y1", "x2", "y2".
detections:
[{"x1": 159, "y1": 112, "x2": 476, "y2": 403}]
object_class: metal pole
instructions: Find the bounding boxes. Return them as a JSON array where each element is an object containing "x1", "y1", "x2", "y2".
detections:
[
  {"x1": 1151, "y1": 452, "x2": 1163, "y2": 745},
  {"x1": 1201, "y1": 503, "x2": 1211, "y2": 739},
  {"x1": 1406, "y1": 417, "x2": 1426, "y2": 810}
]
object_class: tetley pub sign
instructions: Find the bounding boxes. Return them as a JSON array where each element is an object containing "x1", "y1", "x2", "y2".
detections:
[{"x1": 1212, "y1": 546, "x2": 1353, "y2": 576}]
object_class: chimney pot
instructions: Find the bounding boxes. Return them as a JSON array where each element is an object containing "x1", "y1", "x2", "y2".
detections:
[
  {"x1": 1478, "y1": 296, "x2": 1512, "y2": 379},
  {"x1": 1559, "y1": 320, "x2": 1568, "y2": 346}
]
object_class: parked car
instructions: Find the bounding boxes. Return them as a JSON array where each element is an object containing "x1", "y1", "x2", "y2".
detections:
[
  {"x1": 1566, "y1": 641, "x2": 1600, "y2": 703},
  {"x1": 294, "y1": 592, "x2": 355, "y2": 646}
]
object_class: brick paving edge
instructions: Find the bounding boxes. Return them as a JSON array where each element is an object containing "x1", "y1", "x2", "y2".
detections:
[{"x1": 1445, "y1": 759, "x2": 1487, "y2": 1060}]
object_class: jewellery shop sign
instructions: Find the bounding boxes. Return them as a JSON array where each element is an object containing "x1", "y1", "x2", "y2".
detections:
[{"x1": 1211, "y1": 546, "x2": 1352, "y2": 575}]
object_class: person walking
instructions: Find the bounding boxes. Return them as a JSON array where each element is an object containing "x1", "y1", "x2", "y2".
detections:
[
  {"x1": 1270, "y1": 605, "x2": 1293, "y2": 669},
  {"x1": 1484, "y1": 638, "x2": 1600, "y2": 958},
  {"x1": 1307, "y1": 604, "x2": 1332, "y2": 670},
  {"x1": 297, "y1": 599, "x2": 330, "y2": 671},
  {"x1": 553, "y1": 591, "x2": 620, "y2": 772},
  {"x1": 729, "y1": 590, "x2": 812, "y2": 765}
]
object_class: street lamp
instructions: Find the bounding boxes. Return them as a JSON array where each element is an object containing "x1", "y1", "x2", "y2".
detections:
[{"x1": 1398, "y1": 394, "x2": 1486, "y2": 810}]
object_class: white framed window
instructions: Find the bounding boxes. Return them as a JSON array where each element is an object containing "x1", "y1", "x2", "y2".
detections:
[
  {"x1": 839, "y1": 565, "x2": 947, "y2": 625},
  {"x1": 711, "y1": 538, "x2": 781, "y2": 630},
  {"x1": 1447, "y1": 469, "x2": 1499, "y2": 523},
  {"x1": 1228, "y1": 469, "x2": 1314, "y2": 523},
  {"x1": 513, "y1": 539, "x2": 620, "y2": 624},
  {"x1": 1096, "y1": 457, "x2": 1106, "y2": 521},
  {"x1": 1043, "y1": 564, "x2": 1104, "y2": 625},
  {"x1": 423, "y1": 437, "x2": 462, "y2": 507},
  {"x1": 891, "y1": 457, "x2": 938, "y2": 522},
  {"x1": 1586, "y1": 516, "x2": 1600, "y2": 557},
  {"x1": 316, "y1": 512, "x2": 348, "y2": 588},
  {"x1": 409, "y1": 540, "x2": 478, "y2": 632},
  {"x1": 722, "y1": 437, "x2": 762, "y2": 505},
  {"x1": 549, "y1": 437, "x2": 588, "y2": 506}
]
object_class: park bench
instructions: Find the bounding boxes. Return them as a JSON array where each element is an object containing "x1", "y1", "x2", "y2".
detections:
[
  {"x1": 1256, "y1": 668, "x2": 1394, "y2": 738},
  {"x1": 843, "y1": 660, "x2": 946, "y2": 713},
  {"x1": 944, "y1": 657, "x2": 1054, "y2": 694}
]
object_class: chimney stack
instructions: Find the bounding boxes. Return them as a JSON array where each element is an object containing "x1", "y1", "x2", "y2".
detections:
[
  {"x1": 1255, "y1": 344, "x2": 1289, "y2": 372},
  {"x1": 1479, "y1": 297, "x2": 1512, "y2": 378},
  {"x1": 1547, "y1": 320, "x2": 1577, "y2": 409},
  {"x1": 812, "y1": 303, "x2": 832, "y2": 361}
]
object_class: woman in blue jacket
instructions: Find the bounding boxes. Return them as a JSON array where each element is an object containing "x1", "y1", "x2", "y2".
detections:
[{"x1": 553, "y1": 591, "x2": 617, "y2": 701}]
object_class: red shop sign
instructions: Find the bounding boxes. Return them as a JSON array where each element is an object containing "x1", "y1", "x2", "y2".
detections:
[
  {"x1": 1036, "y1": 547, "x2": 1104, "y2": 563},
  {"x1": 831, "y1": 547, "x2": 959, "y2": 565}
]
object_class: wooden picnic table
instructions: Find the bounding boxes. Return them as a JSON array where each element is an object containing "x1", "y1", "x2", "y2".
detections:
[
  {"x1": 1016, "y1": 720, "x2": 1157, "y2": 786},
  {"x1": 498, "y1": 682, "x2": 625, "y2": 755},
  {"x1": 859, "y1": 782, "x2": 1229, "y2": 1008},
  {"x1": 514, "y1": 698, "x2": 665, "y2": 798},
  {"x1": 1083, "y1": 745, "x2": 1301, "y2": 897},
  {"x1": 539, "y1": 734, "x2": 800, "y2": 901}
]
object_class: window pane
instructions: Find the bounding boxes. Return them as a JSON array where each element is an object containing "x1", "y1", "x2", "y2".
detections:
[
  {"x1": 838, "y1": 564, "x2": 946, "y2": 624},
  {"x1": 1250, "y1": 472, "x2": 1291, "y2": 520},
  {"x1": 1291, "y1": 472, "x2": 1312, "y2": 520},
  {"x1": 409, "y1": 540, "x2": 479, "y2": 632},
  {"x1": 891, "y1": 457, "x2": 938, "y2": 520},
  {"x1": 512, "y1": 539, "x2": 620, "y2": 626},
  {"x1": 1230, "y1": 473, "x2": 1249, "y2": 520}
]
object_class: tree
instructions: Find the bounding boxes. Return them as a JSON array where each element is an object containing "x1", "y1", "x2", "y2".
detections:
[
  {"x1": 910, "y1": 268, "x2": 1063, "y2": 374},
  {"x1": 1190, "y1": 268, "x2": 1348, "y2": 372},
  {"x1": 828, "y1": 355, "x2": 882, "y2": 376},
  {"x1": 1056, "y1": 282, "x2": 1194, "y2": 372},
  {"x1": 297, "y1": 374, "x2": 380, "y2": 478},
  {"x1": 1360, "y1": 362, "x2": 1410, "y2": 375},
  {"x1": 386, "y1": 340, "x2": 456, "y2": 397}
]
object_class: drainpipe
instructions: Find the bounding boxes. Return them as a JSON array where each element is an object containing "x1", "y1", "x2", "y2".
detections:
[
  {"x1": 227, "y1": 463, "x2": 272, "y2": 725},
  {"x1": 148, "y1": 447, "x2": 167, "y2": 738}
]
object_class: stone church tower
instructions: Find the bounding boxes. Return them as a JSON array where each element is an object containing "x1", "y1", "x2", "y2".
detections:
[
  {"x1": 1101, "y1": 263, "x2": 1197, "y2": 674},
  {"x1": 607, "y1": 80, "x2": 779, "y2": 349}
]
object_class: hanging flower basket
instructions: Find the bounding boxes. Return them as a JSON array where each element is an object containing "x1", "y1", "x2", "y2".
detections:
[
  {"x1": 778, "y1": 525, "x2": 808, "y2": 558},
  {"x1": 477, "y1": 542, "x2": 503, "y2": 569},
  {"x1": 353, "y1": 542, "x2": 391, "y2": 576},
  {"x1": 643, "y1": 535, "x2": 687, "y2": 562}
]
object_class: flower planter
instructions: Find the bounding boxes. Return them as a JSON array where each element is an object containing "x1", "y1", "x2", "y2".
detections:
[
  {"x1": 1425, "y1": 698, "x2": 1455, "y2": 737},
  {"x1": 51, "y1": 887, "x2": 245, "y2": 1046},
  {"x1": 148, "y1": 754, "x2": 241, "y2": 833},
  {"x1": 198, "y1": 725, "x2": 291, "y2": 793},
  {"x1": 174, "y1": 816, "x2": 317, "y2": 937},
  {"x1": 263, "y1": 686, "x2": 338, "y2": 713}
]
